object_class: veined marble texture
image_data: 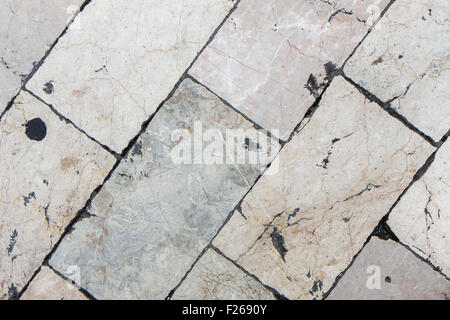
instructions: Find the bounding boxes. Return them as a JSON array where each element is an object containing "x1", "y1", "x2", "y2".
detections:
[
  {"x1": 345, "y1": 0, "x2": 450, "y2": 142},
  {"x1": 48, "y1": 79, "x2": 280, "y2": 300},
  {"x1": 26, "y1": 0, "x2": 237, "y2": 153},
  {"x1": 213, "y1": 77, "x2": 435, "y2": 299},
  {"x1": 190, "y1": 0, "x2": 391, "y2": 140},
  {"x1": 0, "y1": 92, "x2": 115, "y2": 300},
  {"x1": 171, "y1": 249, "x2": 275, "y2": 300},
  {"x1": 21, "y1": 266, "x2": 87, "y2": 300},
  {"x1": 328, "y1": 238, "x2": 450, "y2": 300},
  {"x1": 0, "y1": 0, "x2": 83, "y2": 113},
  {"x1": 388, "y1": 141, "x2": 450, "y2": 277}
]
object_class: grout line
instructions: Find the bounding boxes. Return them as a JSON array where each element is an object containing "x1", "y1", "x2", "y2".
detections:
[
  {"x1": 46, "y1": 264, "x2": 97, "y2": 300},
  {"x1": 17, "y1": 152, "x2": 122, "y2": 300},
  {"x1": 0, "y1": 0, "x2": 92, "y2": 123},
  {"x1": 396, "y1": 240, "x2": 450, "y2": 282},
  {"x1": 210, "y1": 245, "x2": 289, "y2": 300},
  {"x1": 24, "y1": 88, "x2": 120, "y2": 159},
  {"x1": 340, "y1": 0, "x2": 397, "y2": 69},
  {"x1": 342, "y1": 74, "x2": 438, "y2": 147},
  {"x1": 186, "y1": 74, "x2": 285, "y2": 146}
]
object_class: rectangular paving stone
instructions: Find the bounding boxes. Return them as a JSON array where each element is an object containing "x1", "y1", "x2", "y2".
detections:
[
  {"x1": 49, "y1": 79, "x2": 280, "y2": 299},
  {"x1": 327, "y1": 238, "x2": 449, "y2": 300},
  {"x1": 345, "y1": 0, "x2": 450, "y2": 142},
  {"x1": 26, "y1": 0, "x2": 237, "y2": 153},
  {"x1": 0, "y1": 91, "x2": 116, "y2": 300},
  {"x1": 21, "y1": 266, "x2": 87, "y2": 300},
  {"x1": 388, "y1": 141, "x2": 450, "y2": 277},
  {"x1": 190, "y1": 0, "x2": 390, "y2": 140},
  {"x1": 213, "y1": 76, "x2": 435, "y2": 300},
  {"x1": 0, "y1": 0, "x2": 83, "y2": 112},
  {"x1": 172, "y1": 249, "x2": 275, "y2": 300}
]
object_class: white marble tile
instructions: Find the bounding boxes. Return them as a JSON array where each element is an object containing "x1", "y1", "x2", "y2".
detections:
[
  {"x1": 345, "y1": 0, "x2": 450, "y2": 142},
  {"x1": 213, "y1": 77, "x2": 435, "y2": 299},
  {"x1": 26, "y1": 0, "x2": 237, "y2": 153},
  {"x1": 172, "y1": 249, "x2": 275, "y2": 300},
  {"x1": 388, "y1": 141, "x2": 450, "y2": 277},
  {"x1": 21, "y1": 266, "x2": 87, "y2": 300},
  {"x1": 0, "y1": 0, "x2": 83, "y2": 112},
  {"x1": 328, "y1": 238, "x2": 449, "y2": 300},
  {"x1": 48, "y1": 79, "x2": 279, "y2": 299},
  {"x1": 190, "y1": 0, "x2": 390, "y2": 140},
  {"x1": 0, "y1": 92, "x2": 116, "y2": 300}
]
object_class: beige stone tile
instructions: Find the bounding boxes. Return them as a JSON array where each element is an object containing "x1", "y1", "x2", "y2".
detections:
[
  {"x1": 0, "y1": 91, "x2": 116, "y2": 300},
  {"x1": 388, "y1": 141, "x2": 450, "y2": 277},
  {"x1": 345, "y1": 0, "x2": 450, "y2": 142},
  {"x1": 26, "y1": 0, "x2": 237, "y2": 153},
  {"x1": 190, "y1": 0, "x2": 390, "y2": 140},
  {"x1": 0, "y1": 0, "x2": 83, "y2": 112},
  {"x1": 48, "y1": 79, "x2": 279, "y2": 300},
  {"x1": 21, "y1": 266, "x2": 87, "y2": 300},
  {"x1": 172, "y1": 249, "x2": 275, "y2": 300},
  {"x1": 327, "y1": 238, "x2": 449, "y2": 300},
  {"x1": 213, "y1": 77, "x2": 435, "y2": 299}
]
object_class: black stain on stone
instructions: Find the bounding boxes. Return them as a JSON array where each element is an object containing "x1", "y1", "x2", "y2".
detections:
[
  {"x1": 309, "y1": 279, "x2": 323, "y2": 297},
  {"x1": 131, "y1": 140, "x2": 143, "y2": 156},
  {"x1": 305, "y1": 74, "x2": 322, "y2": 98},
  {"x1": 1, "y1": 57, "x2": 11, "y2": 69},
  {"x1": 324, "y1": 62, "x2": 339, "y2": 81},
  {"x1": 43, "y1": 81, "x2": 54, "y2": 94},
  {"x1": 270, "y1": 227, "x2": 288, "y2": 262},
  {"x1": 385, "y1": 276, "x2": 391, "y2": 283},
  {"x1": 7, "y1": 229, "x2": 18, "y2": 255},
  {"x1": 25, "y1": 118, "x2": 47, "y2": 141},
  {"x1": 8, "y1": 284, "x2": 19, "y2": 300},
  {"x1": 243, "y1": 137, "x2": 261, "y2": 151},
  {"x1": 23, "y1": 192, "x2": 36, "y2": 206}
]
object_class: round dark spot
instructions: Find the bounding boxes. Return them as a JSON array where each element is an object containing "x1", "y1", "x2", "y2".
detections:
[
  {"x1": 25, "y1": 118, "x2": 47, "y2": 141},
  {"x1": 385, "y1": 276, "x2": 391, "y2": 283}
]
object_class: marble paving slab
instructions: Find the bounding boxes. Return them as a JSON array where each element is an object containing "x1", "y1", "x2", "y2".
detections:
[
  {"x1": 0, "y1": 0, "x2": 83, "y2": 113},
  {"x1": 172, "y1": 249, "x2": 275, "y2": 300},
  {"x1": 212, "y1": 77, "x2": 435, "y2": 299},
  {"x1": 190, "y1": 0, "x2": 390, "y2": 140},
  {"x1": 21, "y1": 266, "x2": 87, "y2": 300},
  {"x1": 0, "y1": 91, "x2": 115, "y2": 300},
  {"x1": 26, "y1": 0, "x2": 237, "y2": 153},
  {"x1": 327, "y1": 238, "x2": 449, "y2": 300},
  {"x1": 388, "y1": 141, "x2": 450, "y2": 277},
  {"x1": 345, "y1": 0, "x2": 450, "y2": 142},
  {"x1": 48, "y1": 79, "x2": 279, "y2": 299}
]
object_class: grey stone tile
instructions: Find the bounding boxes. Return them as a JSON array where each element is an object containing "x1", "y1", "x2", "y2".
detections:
[
  {"x1": 327, "y1": 238, "x2": 449, "y2": 300},
  {"x1": 49, "y1": 79, "x2": 279, "y2": 299}
]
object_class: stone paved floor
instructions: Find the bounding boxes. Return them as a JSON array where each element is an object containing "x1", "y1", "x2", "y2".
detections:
[{"x1": 0, "y1": 0, "x2": 449, "y2": 300}]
